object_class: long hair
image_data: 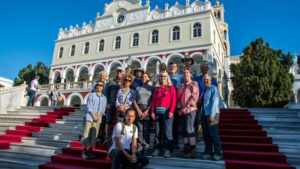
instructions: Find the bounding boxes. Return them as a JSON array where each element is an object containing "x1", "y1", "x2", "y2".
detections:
[
  {"x1": 155, "y1": 71, "x2": 173, "y2": 88},
  {"x1": 122, "y1": 74, "x2": 134, "y2": 88}
]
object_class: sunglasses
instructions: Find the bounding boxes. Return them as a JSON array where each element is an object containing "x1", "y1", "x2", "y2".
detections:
[
  {"x1": 160, "y1": 76, "x2": 167, "y2": 78},
  {"x1": 96, "y1": 84, "x2": 104, "y2": 87},
  {"x1": 185, "y1": 59, "x2": 192, "y2": 62},
  {"x1": 124, "y1": 79, "x2": 132, "y2": 82}
]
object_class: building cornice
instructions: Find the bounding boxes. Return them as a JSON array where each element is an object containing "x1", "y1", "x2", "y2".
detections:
[{"x1": 55, "y1": 10, "x2": 211, "y2": 43}]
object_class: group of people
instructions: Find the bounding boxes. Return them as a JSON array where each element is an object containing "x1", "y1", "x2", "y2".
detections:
[{"x1": 81, "y1": 55, "x2": 224, "y2": 169}]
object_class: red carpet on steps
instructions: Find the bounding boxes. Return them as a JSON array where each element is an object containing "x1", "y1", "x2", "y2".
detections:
[
  {"x1": 0, "y1": 108, "x2": 76, "y2": 150},
  {"x1": 39, "y1": 108, "x2": 296, "y2": 169},
  {"x1": 220, "y1": 109, "x2": 296, "y2": 169}
]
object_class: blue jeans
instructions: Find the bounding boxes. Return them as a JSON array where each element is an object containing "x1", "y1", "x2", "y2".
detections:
[
  {"x1": 27, "y1": 90, "x2": 36, "y2": 106},
  {"x1": 51, "y1": 100, "x2": 58, "y2": 107},
  {"x1": 201, "y1": 114, "x2": 222, "y2": 155},
  {"x1": 154, "y1": 113, "x2": 173, "y2": 152}
]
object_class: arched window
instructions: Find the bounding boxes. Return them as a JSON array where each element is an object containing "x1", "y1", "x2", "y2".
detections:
[
  {"x1": 99, "y1": 39, "x2": 104, "y2": 52},
  {"x1": 173, "y1": 26, "x2": 180, "y2": 41},
  {"x1": 152, "y1": 30, "x2": 159, "y2": 44},
  {"x1": 84, "y1": 42, "x2": 89, "y2": 54},
  {"x1": 115, "y1": 36, "x2": 121, "y2": 49},
  {"x1": 70, "y1": 45, "x2": 75, "y2": 56},
  {"x1": 59, "y1": 47, "x2": 63, "y2": 58},
  {"x1": 193, "y1": 23, "x2": 202, "y2": 37},
  {"x1": 132, "y1": 33, "x2": 139, "y2": 47}
]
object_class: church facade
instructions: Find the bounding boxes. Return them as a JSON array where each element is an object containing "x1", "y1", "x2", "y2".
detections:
[{"x1": 35, "y1": 0, "x2": 232, "y2": 107}]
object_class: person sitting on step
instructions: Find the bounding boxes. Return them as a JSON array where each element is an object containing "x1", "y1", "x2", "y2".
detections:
[
  {"x1": 80, "y1": 80, "x2": 107, "y2": 160},
  {"x1": 109, "y1": 109, "x2": 149, "y2": 169}
]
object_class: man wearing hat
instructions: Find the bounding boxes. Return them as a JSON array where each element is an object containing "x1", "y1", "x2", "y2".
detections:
[
  {"x1": 133, "y1": 68, "x2": 144, "y2": 90},
  {"x1": 104, "y1": 66, "x2": 124, "y2": 144},
  {"x1": 182, "y1": 55, "x2": 198, "y2": 79}
]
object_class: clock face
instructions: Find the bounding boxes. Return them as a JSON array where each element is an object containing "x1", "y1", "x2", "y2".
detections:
[{"x1": 117, "y1": 14, "x2": 125, "y2": 23}]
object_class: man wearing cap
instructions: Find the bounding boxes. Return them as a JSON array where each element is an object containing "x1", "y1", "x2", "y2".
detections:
[
  {"x1": 104, "y1": 66, "x2": 124, "y2": 144},
  {"x1": 133, "y1": 68, "x2": 144, "y2": 90},
  {"x1": 181, "y1": 55, "x2": 198, "y2": 80}
]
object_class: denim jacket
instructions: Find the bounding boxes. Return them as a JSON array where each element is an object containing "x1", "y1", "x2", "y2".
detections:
[{"x1": 202, "y1": 85, "x2": 220, "y2": 117}]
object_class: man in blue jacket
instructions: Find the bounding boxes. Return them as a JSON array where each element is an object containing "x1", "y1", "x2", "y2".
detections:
[{"x1": 200, "y1": 74, "x2": 222, "y2": 161}]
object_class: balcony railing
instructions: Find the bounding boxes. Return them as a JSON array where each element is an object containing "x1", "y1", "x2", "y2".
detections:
[{"x1": 39, "y1": 81, "x2": 94, "y2": 93}]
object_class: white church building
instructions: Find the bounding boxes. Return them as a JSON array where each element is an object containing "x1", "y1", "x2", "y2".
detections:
[{"x1": 36, "y1": 0, "x2": 232, "y2": 107}]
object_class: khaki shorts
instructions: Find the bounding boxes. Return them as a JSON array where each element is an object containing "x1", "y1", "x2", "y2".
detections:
[{"x1": 80, "y1": 121, "x2": 100, "y2": 147}]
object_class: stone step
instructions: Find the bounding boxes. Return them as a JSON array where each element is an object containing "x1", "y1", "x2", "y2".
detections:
[
  {"x1": 0, "y1": 115, "x2": 41, "y2": 120},
  {"x1": 32, "y1": 132, "x2": 80, "y2": 141},
  {"x1": 10, "y1": 143, "x2": 62, "y2": 155},
  {"x1": 40, "y1": 128, "x2": 84, "y2": 135},
  {"x1": 260, "y1": 124, "x2": 300, "y2": 130},
  {"x1": 0, "y1": 156, "x2": 41, "y2": 169},
  {"x1": 32, "y1": 129, "x2": 82, "y2": 137},
  {"x1": 21, "y1": 137, "x2": 72, "y2": 148},
  {"x1": 147, "y1": 156, "x2": 225, "y2": 169},
  {"x1": 268, "y1": 134, "x2": 300, "y2": 142},
  {"x1": 0, "y1": 149, "x2": 51, "y2": 163}
]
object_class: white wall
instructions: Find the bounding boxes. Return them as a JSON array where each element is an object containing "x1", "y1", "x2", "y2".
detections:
[
  {"x1": 0, "y1": 84, "x2": 27, "y2": 113},
  {"x1": 0, "y1": 77, "x2": 13, "y2": 87}
]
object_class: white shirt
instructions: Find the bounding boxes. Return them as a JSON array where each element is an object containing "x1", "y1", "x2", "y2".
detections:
[
  {"x1": 109, "y1": 122, "x2": 138, "y2": 153},
  {"x1": 30, "y1": 79, "x2": 39, "y2": 91}
]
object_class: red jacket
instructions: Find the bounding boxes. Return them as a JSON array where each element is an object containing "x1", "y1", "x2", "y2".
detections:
[{"x1": 151, "y1": 86, "x2": 177, "y2": 114}]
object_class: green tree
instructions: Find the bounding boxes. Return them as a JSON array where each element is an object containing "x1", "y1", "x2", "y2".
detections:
[
  {"x1": 14, "y1": 62, "x2": 50, "y2": 86},
  {"x1": 0, "y1": 84, "x2": 4, "y2": 88},
  {"x1": 230, "y1": 38, "x2": 294, "y2": 108}
]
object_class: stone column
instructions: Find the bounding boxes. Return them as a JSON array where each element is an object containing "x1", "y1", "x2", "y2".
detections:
[
  {"x1": 49, "y1": 78, "x2": 54, "y2": 84},
  {"x1": 60, "y1": 78, "x2": 65, "y2": 84},
  {"x1": 74, "y1": 76, "x2": 79, "y2": 83},
  {"x1": 89, "y1": 74, "x2": 93, "y2": 82}
]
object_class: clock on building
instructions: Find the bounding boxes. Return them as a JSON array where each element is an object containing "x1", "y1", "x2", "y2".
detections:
[{"x1": 117, "y1": 14, "x2": 125, "y2": 23}]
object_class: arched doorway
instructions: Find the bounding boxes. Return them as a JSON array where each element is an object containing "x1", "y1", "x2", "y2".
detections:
[
  {"x1": 131, "y1": 60, "x2": 141, "y2": 70},
  {"x1": 93, "y1": 65, "x2": 105, "y2": 81},
  {"x1": 54, "y1": 72, "x2": 61, "y2": 84},
  {"x1": 70, "y1": 95, "x2": 82, "y2": 107},
  {"x1": 65, "y1": 69, "x2": 75, "y2": 82},
  {"x1": 146, "y1": 58, "x2": 161, "y2": 75},
  {"x1": 109, "y1": 63, "x2": 122, "y2": 80},
  {"x1": 79, "y1": 67, "x2": 89, "y2": 82},
  {"x1": 192, "y1": 54, "x2": 204, "y2": 75},
  {"x1": 40, "y1": 97, "x2": 49, "y2": 106},
  {"x1": 168, "y1": 56, "x2": 183, "y2": 72}
]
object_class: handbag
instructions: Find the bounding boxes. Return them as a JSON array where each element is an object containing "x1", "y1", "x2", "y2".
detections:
[{"x1": 176, "y1": 85, "x2": 188, "y2": 109}]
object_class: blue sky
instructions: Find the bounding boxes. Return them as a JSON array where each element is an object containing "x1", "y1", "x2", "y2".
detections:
[{"x1": 0, "y1": 0, "x2": 299, "y2": 80}]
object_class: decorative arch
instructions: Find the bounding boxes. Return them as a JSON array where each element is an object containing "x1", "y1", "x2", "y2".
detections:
[
  {"x1": 35, "y1": 94, "x2": 50, "y2": 107},
  {"x1": 53, "y1": 71, "x2": 62, "y2": 83},
  {"x1": 83, "y1": 93, "x2": 91, "y2": 105},
  {"x1": 92, "y1": 64, "x2": 105, "y2": 81},
  {"x1": 63, "y1": 67, "x2": 75, "y2": 79},
  {"x1": 131, "y1": 59, "x2": 142, "y2": 70},
  {"x1": 76, "y1": 65, "x2": 90, "y2": 77},
  {"x1": 107, "y1": 61, "x2": 123, "y2": 74},
  {"x1": 145, "y1": 56, "x2": 162, "y2": 75},
  {"x1": 108, "y1": 61, "x2": 123, "y2": 79},
  {"x1": 144, "y1": 56, "x2": 162, "y2": 69},
  {"x1": 166, "y1": 53, "x2": 185, "y2": 65},
  {"x1": 66, "y1": 93, "x2": 84, "y2": 106}
]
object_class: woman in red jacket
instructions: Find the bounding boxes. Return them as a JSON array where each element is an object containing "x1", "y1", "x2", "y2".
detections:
[{"x1": 151, "y1": 71, "x2": 177, "y2": 158}]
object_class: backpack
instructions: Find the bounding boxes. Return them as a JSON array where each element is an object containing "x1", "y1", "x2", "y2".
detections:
[{"x1": 121, "y1": 122, "x2": 137, "y2": 139}]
